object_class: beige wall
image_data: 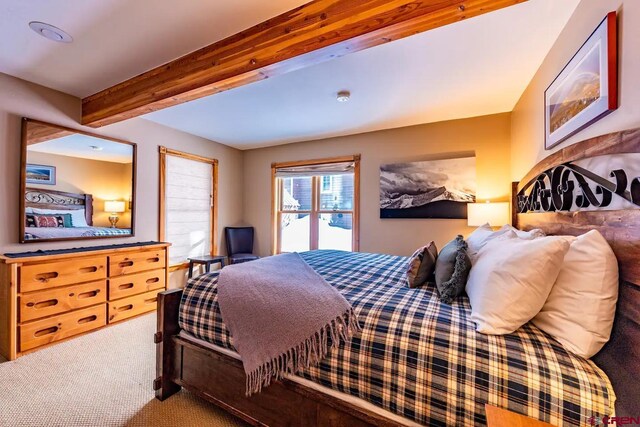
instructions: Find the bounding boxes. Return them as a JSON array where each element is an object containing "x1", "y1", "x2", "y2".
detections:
[
  {"x1": 0, "y1": 73, "x2": 244, "y2": 288},
  {"x1": 511, "y1": 0, "x2": 640, "y2": 181},
  {"x1": 244, "y1": 113, "x2": 511, "y2": 257},
  {"x1": 26, "y1": 151, "x2": 133, "y2": 228}
]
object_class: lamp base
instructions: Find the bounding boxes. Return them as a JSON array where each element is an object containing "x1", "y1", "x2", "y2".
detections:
[{"x1": 108, "y1": 215, "x2": 119, "y2": 228}]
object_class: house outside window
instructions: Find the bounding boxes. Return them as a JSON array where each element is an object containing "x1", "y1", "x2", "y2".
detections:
[{"x1": 271, "y1": 155, "x2": 360, "y2": 254}]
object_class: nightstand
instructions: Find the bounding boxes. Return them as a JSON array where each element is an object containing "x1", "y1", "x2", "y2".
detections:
[
  {"x1": 187, "y1": 255, "x2": 226, "y2": 278},
  {"x1": 485, "y1": 405, "x2": 554, "y2": 427}
]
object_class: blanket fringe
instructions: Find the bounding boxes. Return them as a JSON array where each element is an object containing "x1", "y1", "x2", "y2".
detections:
[{"x1": 245, "y1": 308, "x2": 361, "y2": 396}]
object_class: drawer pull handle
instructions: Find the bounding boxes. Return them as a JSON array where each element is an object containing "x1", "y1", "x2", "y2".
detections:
[
  {"x1": 118, "y1": 283, "x2": 134, "y2": 290},
  {"x1": 78, "y1": 290, "x2": 99, "y2": 299},
  {"x1": 28, "y1": 299, "x2": 58, "y2": 309},
  {"x1": 119, "y1": 261, "x2": 134, "y2": 268},
  {"x1": 34, "y1": 326, "x2": 58, "y2": 337},
  {"x1": 144, "y1": 297, "x2": 158, "y2": 305},
  {"x1": 77, "y1": 315, "x2": 97, "y2": 324},
  {"x1": 146, "y1": 277, "x2": 160, "y2": 284},
  {"x1": 116, "y1": 304, "x2": 133, "y2": 312},
  {"x1": 35, "y1": 272, "x2": 58, "y2": 282},
  {"x1": 147, "y1": 257, "x2": 160, "y2": 263},
  {"x1": 79, "y1": 266, "x2": 98, "y2": 274}
]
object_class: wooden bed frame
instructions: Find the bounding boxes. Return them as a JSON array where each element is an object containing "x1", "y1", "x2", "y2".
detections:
[
  {"x1": 21, "y1": 187, "x2": 95, "y2": 244},
  {"x1": 156, "y1": 129, "x2": 640, "y2": 425},
  {"x1": 512, "y1": 128, "x2": 640, "y2": 418},
  {"x1": 25, "y1": 187, "x2": 94, "y2": 226}
]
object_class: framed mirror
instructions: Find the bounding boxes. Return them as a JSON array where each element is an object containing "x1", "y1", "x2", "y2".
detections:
[{"x1": 20, "y1": 118, "x2": 136, "y2": 243}]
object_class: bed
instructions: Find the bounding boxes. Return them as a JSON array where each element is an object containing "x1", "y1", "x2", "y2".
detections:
[
  {"x1": 22, "y1": 188, "x2": 131, "y2": 242},
  {"x1": 155, "y1": 128, "x2": 640, "y2": 426}
]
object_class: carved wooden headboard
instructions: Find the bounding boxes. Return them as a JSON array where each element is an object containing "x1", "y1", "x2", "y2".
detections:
[
  {"x1": 512, "y1": 128, "x2": 640, "y2": 417},
  {"x1": 25, "y1": 188, "x2": 94, "y2": 226}
]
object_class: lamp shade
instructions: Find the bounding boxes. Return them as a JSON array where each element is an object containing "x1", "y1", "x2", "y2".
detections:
[
  {"x1": 104, "y1": 200, "x2": 126, "y2": 213},
  {"x1": 467, "y1": 202, "x2": 509, "y2": 227}
]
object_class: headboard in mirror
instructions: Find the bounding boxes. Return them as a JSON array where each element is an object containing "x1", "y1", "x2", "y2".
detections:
[
  {"x1": 20, "y1": 118, "x2": 137, "y2": 243},
  {"x1": 512, "y1": 128, "x2": 640, "y2": 417}
]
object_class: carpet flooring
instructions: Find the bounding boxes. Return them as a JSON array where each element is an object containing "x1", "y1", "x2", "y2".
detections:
[{"x1": 0, "y1": 313, "x2": 249, "y2": 427}]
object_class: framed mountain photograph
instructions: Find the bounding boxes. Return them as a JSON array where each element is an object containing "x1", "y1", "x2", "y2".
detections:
[
  {"x1": 379, "y1": 156, "x2": 476, "y2": 219},
  {"x1": 544, "y1": 11, "x2": 617, "y2": 150}
]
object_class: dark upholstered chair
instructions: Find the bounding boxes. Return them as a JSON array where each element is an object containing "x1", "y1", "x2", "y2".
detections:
[{"x1": 225, "y1": 227, "x2": 259, "y2": 265}]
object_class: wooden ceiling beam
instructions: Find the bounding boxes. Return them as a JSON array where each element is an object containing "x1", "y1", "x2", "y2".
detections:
[{"x1": 81, "y1": 0, "x2": 526, "y2": 127}]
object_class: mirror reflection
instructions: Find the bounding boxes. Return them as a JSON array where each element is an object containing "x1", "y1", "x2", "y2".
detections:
[{"x1": 22, "y1": 119, "x2": 135, "y2": 242}]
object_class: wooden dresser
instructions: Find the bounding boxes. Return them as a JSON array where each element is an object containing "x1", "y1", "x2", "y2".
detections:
[{"x1": 0, "y1": 242, "x2": 170, "y2": 360}]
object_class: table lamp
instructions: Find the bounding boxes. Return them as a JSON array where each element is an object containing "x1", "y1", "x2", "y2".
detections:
[
  {"x1": 105, "y1": 200, "x2": 126, "y2": 228},
  {"x1": 467, "y1": 201, "x2": 509, "y2": 227}
]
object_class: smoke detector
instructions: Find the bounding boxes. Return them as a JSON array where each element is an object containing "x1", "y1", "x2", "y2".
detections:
[
  {"x1": 29, "y1": 22, "x2": 73, "y2": 43},
  {"x1": 336, "y1": 90, "x2": 351, "y2": 103}
]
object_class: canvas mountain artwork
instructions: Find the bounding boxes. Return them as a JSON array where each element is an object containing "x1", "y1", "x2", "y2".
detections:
[{"x1": 380, "y1": 157, "x2": 476, "y2": 219}]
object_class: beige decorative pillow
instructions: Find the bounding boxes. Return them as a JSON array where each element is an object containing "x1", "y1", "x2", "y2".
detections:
[
  {"x1": 532, "y1": 230, "x2": 618, "y2": 358},
  {"x1": 406, "y1": 242, "x2": 438, "y2": 288},
  {"x1": 466, "y1": 233, "x2": 574, "y2": 334}
]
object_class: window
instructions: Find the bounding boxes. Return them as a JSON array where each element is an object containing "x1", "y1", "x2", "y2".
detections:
[
  {"x1": 271, "y1": 155, "x2": 360, "y2": 254},
  {"x1": 321, "y1": 176, "x2": 333, "y2": 193},
  {"x1": 159, "y1": 147, "x2": 217, "y2": 269}
]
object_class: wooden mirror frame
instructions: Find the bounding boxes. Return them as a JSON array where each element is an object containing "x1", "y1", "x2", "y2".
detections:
[{"x1": 19, "y1": 118, "x2": 137, "y2": 244}]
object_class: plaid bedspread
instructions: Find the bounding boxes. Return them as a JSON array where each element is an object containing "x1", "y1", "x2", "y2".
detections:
[
  {"x1": 23, "y1": 226, "x2": 131, "y2": 240},
  {"x1": 179, "y1": 250, "x2": 615, "y2": 426}
]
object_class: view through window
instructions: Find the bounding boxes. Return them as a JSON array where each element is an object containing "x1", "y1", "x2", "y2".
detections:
[{"x1": 273, "y1": 156, "x2": 359, "y2": 253}]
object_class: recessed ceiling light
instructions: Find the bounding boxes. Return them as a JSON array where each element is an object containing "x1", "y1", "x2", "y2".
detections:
[
  {"x1": 336, "y1": 90, "x2": 351, "y2": 103},
  {"x1": 89, "y1": 145, "x2": 103, "y2": 151},
  {"x1": 29, "y1": 22, "x2": 73, "y2": 43}
]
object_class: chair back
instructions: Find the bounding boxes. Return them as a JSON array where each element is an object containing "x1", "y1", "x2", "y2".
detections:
[{"x1": 225, "y1": 227, "x2": 255, "y2": 256}]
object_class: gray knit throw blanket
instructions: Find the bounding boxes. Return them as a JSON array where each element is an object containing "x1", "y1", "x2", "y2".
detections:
[{"x1": 217, "y1": 253, "x2": 361, "y2": 395}]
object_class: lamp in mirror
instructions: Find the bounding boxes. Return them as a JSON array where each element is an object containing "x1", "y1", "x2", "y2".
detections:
[
  {"x1": 104, "y1": 200, "x2": 126, "y2": 228},
  {"x1": 467, "y1": 201, "x2": 509, "y2": 227}
]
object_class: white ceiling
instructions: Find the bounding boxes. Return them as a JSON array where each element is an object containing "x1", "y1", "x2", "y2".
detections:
[
  {"x1": 145, "y1": 0, "x2": 580, "y2": 149},
  {"x1": 0, "y1": 0, "x2": 306, "y2": 96},
  {"x1": 28, "y1": 133, "x2": 133, "y2": 163},
  {"x1": 0, "y1": 0, "x2": 580, "y2": 149}
]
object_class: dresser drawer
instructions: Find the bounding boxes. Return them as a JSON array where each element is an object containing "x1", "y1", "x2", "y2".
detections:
[
  {"x1": 109, "y1": 269, "x2": 165, "y2": 300},
  {"x1": 19, "y1": 280, "x2": 107, "y2": 323},
  {"x1": 20, "y1": 256, "x2": 107, "y2": 293},
  {"x1": 20, "y1": 304, "x2": 106, "y2": 352},
  {"x1": 108, "y1": 290, "x2": 160, "y2": 323},
  {"x1": 109, "y1": 249, "x2": 166, "y2": 276}
]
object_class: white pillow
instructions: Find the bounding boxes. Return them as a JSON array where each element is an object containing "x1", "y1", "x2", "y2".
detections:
[
  {"x1": 498, "y1": 224, "x2": 545, "y2": 240},
  {"x1": 466, "y1": 223, "x2": 493, "y2": 253},
  {"x1": 26, "y1": 207, "x2": 89, "y2": 228},
  {"x1": 466, "y1": 223, "x2": 510, "y2": 264},
  {"x1": 466, "y1": 233, "x2": 574, "y2": 334},
  {"x1": 532, "y1": 230, "x2": 618, "y2": 358},
  {"x1": 467, "y1": 224, "x2": 546, "y2": 264},
  {"x1": 465, "y1": 223, "x2": 504, "y2": 264}
]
